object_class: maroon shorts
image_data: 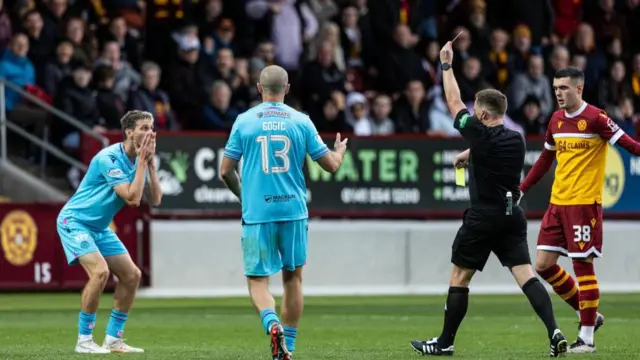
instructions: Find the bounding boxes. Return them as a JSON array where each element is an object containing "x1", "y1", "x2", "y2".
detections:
[{"x1": 537, "y1": 203, "x2": 603, "y2": 258}]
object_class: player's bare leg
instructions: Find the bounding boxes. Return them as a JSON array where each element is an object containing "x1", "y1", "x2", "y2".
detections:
[
  {"x1": 568, "y1": 256, "x2": 599, "y2": 353},
  {"x1": 281, "y1": 267, "x2": 303, "y2": 356},
  {"x1": 101, "y1": 254, "x2": 144, "y2": 353},
  {"x1": 511, "y1": 264, "x2": 567, "y2": 357},
  {"x1": 75, "y1": 252, "x2": 111, "y2": 354},
  {"x1": 248, "y1": 276, "x2": 291, "y2": 360},
  {"x1": 410, "y1": 265, "x2": 474, "y2": 356},
  {"x1": 535, "y1": 250, "x2": 604, "y2": 335}
]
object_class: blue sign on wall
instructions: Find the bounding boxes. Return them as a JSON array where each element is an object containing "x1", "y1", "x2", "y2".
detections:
[{"x1": 602, "y1": 144, "x2": 640, "y2": 212}]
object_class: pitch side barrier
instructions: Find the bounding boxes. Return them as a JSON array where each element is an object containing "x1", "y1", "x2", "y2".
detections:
[{"x1": 141, "y1": 219, "x2": 640, "y2": 298}]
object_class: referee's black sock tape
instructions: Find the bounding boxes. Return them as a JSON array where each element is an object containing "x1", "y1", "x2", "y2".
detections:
[
  {"x1": 437, "y1": 286, "x2": 470, "y2": 348},
  {"x1": 522, "y1": 277, "x2": 558, "y2": 339}
]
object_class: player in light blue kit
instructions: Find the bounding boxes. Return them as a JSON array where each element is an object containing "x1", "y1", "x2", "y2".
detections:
[
  {"x1": 221, "y1": 65, "x2": 348, "y2": 360},
  {"x1": 57, "y1": 110, "x2": 162, "y2": 354}
]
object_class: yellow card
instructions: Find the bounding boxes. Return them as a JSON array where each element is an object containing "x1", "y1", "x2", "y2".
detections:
[{"x1": 455, "y1": 167, "x2": 466, "y2": 187}]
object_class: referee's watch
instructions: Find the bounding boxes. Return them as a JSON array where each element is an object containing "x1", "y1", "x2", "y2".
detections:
[{"x1": 441, "y1": 62, "x2": 452, "y2": 71}]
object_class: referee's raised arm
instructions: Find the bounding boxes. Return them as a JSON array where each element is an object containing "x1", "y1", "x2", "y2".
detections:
[{"x1": 439, "y1": 41, "x2": 466, "y2": 118}]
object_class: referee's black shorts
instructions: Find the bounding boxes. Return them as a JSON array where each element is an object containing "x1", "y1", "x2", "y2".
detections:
[{"x1": 451, "y1": 206, "x2": 531, "y2": 271}]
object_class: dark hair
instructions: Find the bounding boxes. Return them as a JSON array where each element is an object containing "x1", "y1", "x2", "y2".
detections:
[
  {"x1": 475, "y1": 89, "x2": 507, "y2": 116},
  {"x1": 554, "y1": 67, "x2": 584, "y2": 82},
  {"x1": 120, "y1": 110, "x2": 152, "y2": 139},
  {"x1": 21, "y1": 9, "x2": 41, "y2": 22},
  {"x1": 93, "y1": 65, "x2": 115, "y2": 84}
]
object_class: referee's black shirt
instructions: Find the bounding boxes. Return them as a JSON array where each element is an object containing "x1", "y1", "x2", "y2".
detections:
[{"x1": 454, "y1": 109, "x2": 525, "y2": 210}]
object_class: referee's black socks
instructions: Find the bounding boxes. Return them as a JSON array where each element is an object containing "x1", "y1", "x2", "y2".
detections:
[
  {"x1": 437, "y1": 286, "x2": 469, "y2": 348},
  {"x1": 522, "y1": 277, "x2": 558, "y2": 339}
]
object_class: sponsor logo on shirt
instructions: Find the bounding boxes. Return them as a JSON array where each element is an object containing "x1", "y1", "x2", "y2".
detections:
[
  {"x1": 108, "y1": 169, "x2": 124, "y2": 178},
  {"x1": 264, "y1": 194, "x2": 296, "y2": 203}
]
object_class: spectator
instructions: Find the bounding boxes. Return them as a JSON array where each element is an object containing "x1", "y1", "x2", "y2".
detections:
[
  {"x1": 604, "y1": 36, "x2": 624, "y2": 64},
  {"x1": 625, "y1": 0, "x2": 640, "y2": 54},
  {"x1": 0, "y1": 34, "x2": 35, "y2": 113},
  {"x1": 195, "y1": 80, "x2": 240, "y2": 131},
  {"x1": 211, "y1": 18, "x2": 237, "y2": 54},
  {"x1": 300, "y1": 40, "x2": 346, "y2": 122},
  {"x1": 458, "y1": 56, "x2": 491, "y2": 104},
  {"x1": 392, "y1": 79, "x2": 431, "y2": 134},
  {"x1": 586, "y1": 0, "x2": 625, "y2": 44},
  {"x1": 309, "y1": 0, "x2": 338, "y2": 29},
  {"x1": 308, "y1": 22, "x2": 344, "y2": 71},
  {"x1": 502, "y1": 0, "x2": 554, "y2": 46},
  {"x1": 212, "y1": 48, "x2": 241, "y2": 92},
  {"x1": 546, "y1": 45, "x2": 570, "y2": 81},
  {"x1": 166, "y1": 35, "x2": 212, "y2": 127},
  {"x1": 42, "y1": 40, "x2": 73, "y2": 95},
  {"x1": 55, "y1": 59, "x2": 99, "y2": 188},
  {"x1": 22, "y1": 10, "x2": 54, "y2": 83},
  {"x1": 369, "y1": 94, "x2": 395, "y2": 135},
  {"x1": 552, "y1": 0, "x2": 582, "y2": 43},
  {"x1": 94, "y1": 65, "x2": 126, "y2": 131},
  {"x1": 0, "y1": 3, "x2": 12, "y2": 52},
  {"x1": 613, "y1": 96, "x2": 637, "y2": 136},
  {"x1": 570, "y1": 23, "x2": 606, "y2": 102},
  {"x1": 599, "y1": 60, "x2": 632, "y2": 113},
  {"x1": 427, "y1": 96, "x2": 459, "y2": 137},
  {"x1": 345, "y1": 92, "x2": 372, "y2": 136},
  {"x1": 254, "y1": 41, "x2": 275, "y2": 66},
  {"x1": 318, "y1": 96, "x2": 350, "y2": 132},
  {"x1": 482, "y1": 28, "x2": 513, "y2": 91},
  {"x1": 106, "y1": 16, "x2": 140, "y2": 69},
  {"x1": 516, "y1": 95, "x2": 546, "y2": 136},
  {"x1": 338, "y1": 4, "x2": 369, "y2": 71},
  {"x1": 63, "y1": 16, "x2": 92, "y2": 62},
  {"x1": 95, "y1": 40, "x2": 140, "y2": 103},
  {"x1": 511, "y1": 25, "x2": 533, "y2": 72},
  {"x1": 630, "y1": 53, "x2": 640, "y2": 110},
  {"x1": 246, "y1": 0, "x2": 319, "y2": 76},
  {"x1": 129, "y1": 61, "x2": 178, "y2": 131},
  {"x1": 39, "y1": 0, "x2": 67, "y2": 47},
  {"x1": 368, "y1": 0, "x2": 421, "y2": 46},
  {"x1": 199, "y1": 0, "x2": 224, "y2": 39},
  {"x1": 419, "y1": 39, "x2": 441, "y2": 91},
  {"x1": 450, "y1": 26, "x2": 472, "y2": 73},
  {"x1": 467, "y1": 3, "x2": 490, "y2": 55},
  {"x1": 508, "y1": 54, "x2": 553, "y2": 118},
  {"x1": 244, "y1": 57, "x2": 266, "y2": 107},
  {"x1": 379, "y1": 24, "x2": 424, "y2": 95}
]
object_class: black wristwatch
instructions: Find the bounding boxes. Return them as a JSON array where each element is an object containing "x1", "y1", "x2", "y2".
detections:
[{"x1": 441, "y1": 62, "x2": 452, "y2": 71}]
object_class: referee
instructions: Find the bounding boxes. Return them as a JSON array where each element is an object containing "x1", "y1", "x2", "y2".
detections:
[{"x1": 409, "y1": 41, "x2": 568, "y2": 357}]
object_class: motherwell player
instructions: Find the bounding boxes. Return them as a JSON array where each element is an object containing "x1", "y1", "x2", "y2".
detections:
[{"x1": 520, "y1": 67, "x2": 640, "y2": 353}]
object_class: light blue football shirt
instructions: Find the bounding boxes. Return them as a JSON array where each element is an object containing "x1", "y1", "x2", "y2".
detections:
[
  {"x1": 60, "y1": 143, "x2": 145, "y2": 231},
  {"x1": 223, "y1": 102, "x2": 329, "y2": 224}
]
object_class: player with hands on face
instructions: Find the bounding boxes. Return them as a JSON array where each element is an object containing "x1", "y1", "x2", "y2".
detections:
[{"x1": 56, "y1": 110, "x2": 162, "y2": 354}]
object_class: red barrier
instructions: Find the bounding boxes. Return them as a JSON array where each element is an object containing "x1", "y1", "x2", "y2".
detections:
[{"x1": 0, "y1": 203, "x2": 150, "y2": 290}]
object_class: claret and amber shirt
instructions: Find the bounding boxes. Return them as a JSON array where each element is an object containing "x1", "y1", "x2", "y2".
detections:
[{"x1": 544, "y1": 102, "x2": 624, "y2": 205}]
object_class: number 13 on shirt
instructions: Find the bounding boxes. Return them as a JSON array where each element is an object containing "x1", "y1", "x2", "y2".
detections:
[{"x1": 256, "y1": 135, "x2": 291, "y2": 174}]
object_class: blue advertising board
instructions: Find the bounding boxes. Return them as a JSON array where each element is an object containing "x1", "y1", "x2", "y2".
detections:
[{"x1": 602, "y1": 144, "x2": 640, "y2": 212}]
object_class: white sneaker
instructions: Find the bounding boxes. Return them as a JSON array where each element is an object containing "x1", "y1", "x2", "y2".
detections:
[
  {"x1": 75, "y1": 338, "x2": 111, "y2": 354},
  {"x1": 102, "y1": 338, "x2": 145, "y2": 353}
]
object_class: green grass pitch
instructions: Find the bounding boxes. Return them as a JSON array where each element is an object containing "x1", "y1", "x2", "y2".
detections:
[{"x1": 0, "y1": 292, "x2": 638, "y2": 359}]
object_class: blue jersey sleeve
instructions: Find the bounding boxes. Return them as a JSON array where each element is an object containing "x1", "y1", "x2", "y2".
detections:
[
  {"x1": 223, "y1": 122, "x2": 242, "y2": 161},
  {"x1": 305, "y1": 119, "x2": 329, "y2": 161},
  {"x1": 96, "y1": 154, "x2": 129, "y2": 187}
]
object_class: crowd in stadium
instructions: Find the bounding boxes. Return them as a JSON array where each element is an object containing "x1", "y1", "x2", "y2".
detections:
[{"x1": 2, "y1": 0, "x2": 640, "y2": 144}]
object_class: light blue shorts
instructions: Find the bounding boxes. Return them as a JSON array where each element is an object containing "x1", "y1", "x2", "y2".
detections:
[
  {"x1": 57, "y1": 217, "x2": 128, "y2": 265},
  {"x1": 241, "y1": 219, "x2": 308, "y2": 277}
]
